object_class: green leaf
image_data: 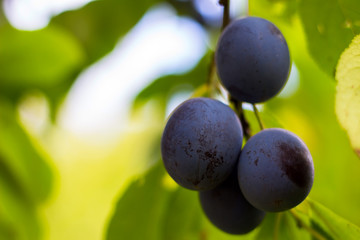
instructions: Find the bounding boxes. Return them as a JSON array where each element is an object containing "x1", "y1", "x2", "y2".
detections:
[
  {"x1": 0, "y1": 2, "x2": 7, "y2": 27},
  {"x1": 310, "y1": 221, "x2": 334, "y2": 240},
  {"x1": 0, "y1": 167, "x2": 41, "y2": 240},
  {"x1": 254, "y1": 214, "x2": 275, "y2": 240},
  {"x1": 292, "y1": 199, "x2": 360, "y2": 240},
  {"x1": 307, "y1": 199, "x2": 360, "y2": 239},
  {"x1": 133, "y1": 53, "x2": 210, "y2": 109},
  {"x1": 251, "y1": 0, "x2": 360, "y2": 76},
  {"x1": 201, "y1": 218, "x2": 258, "y2": 240},
  {"x1": 106, "y1": 162, "x2": 171, "y2": 240},
  {"x1": 0, "y1": 100, "x2": 48, "y2": 239},
  {"x1": 161, "y1": 188, "x2": 203, "y2": 240},
  {"x1": 0, "y1": 24, "x2": 85, "y2": 94},
  {"x1": 0, "y1": 100, "x2": 53, "y2": 203},
  {"x1": 51, "y1": 0, "x2": 161, "y2": 64},
  {"x1": 0, "y1": 220, "x2": 15, "y2": 240},
  {"x1": 298, "y1": 0, "x2": 359, "y2": 76},
  {"x1": 255, "y1": 213, "x2": 310, "y2": 240},
  {"x1": 335, "y1": 34, "x2": 360, "y2": 157},
  {"x1": 249, "y1": 0, "x2": 298, "y2": 22},
  {"x1": 241, "y1": 108, "x2": 284, "y2": 138}
]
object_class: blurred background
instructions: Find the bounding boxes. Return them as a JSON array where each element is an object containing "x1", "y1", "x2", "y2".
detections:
[{"x1": 0, "y1": 0, "x2": 359, "y2": 239}]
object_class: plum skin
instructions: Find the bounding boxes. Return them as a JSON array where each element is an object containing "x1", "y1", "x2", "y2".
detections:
[
  {"x1": 215, "y1": 16, "x2": 290, "y2": 103},
  {"x1": 161, "y1": 97, "x2": 243, "y2": 191},
  {"x1": 199, "y1": 170, "x2": 266, "y2": 234},
  {"x1": 238, "y1": 128, "x2": 314, "y2": 212}
]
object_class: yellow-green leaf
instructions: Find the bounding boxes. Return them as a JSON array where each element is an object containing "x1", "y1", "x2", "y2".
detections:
[{"x1": 335, "y1": 34, "x2": 360, "y2": 157}]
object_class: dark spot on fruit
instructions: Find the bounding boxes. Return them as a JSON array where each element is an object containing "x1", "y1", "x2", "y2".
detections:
[
  {"x1": 268, "y1": 23, "x2": 284, "y2": 42},
  {"x1": 254, "y1": 158, "x2": 259, "y2": 166},
  {"x1": 274, "y1": 199, "x2": 283, "y2": 207},
  {"x1": 192, "y1": 178, "x2": 201, "y2": 186},
  {"x1": 174, "y1": 161, "x2": 178, "y2": 167},
  {"x1": 205, "y1": 151, "x2": 213, "y2": 158},
  {"x1": 269, "y1": 23, "x2": 280, "y2": 35},
  {"x1": 204, "y1": 151, "x2": 224, "y2": 178},
  {"x1": 182, "y1": 141, "x2": 193, "y2": 158},
  {"x1": 277, "y1": 142, "x2": 312, "y2": 188}
]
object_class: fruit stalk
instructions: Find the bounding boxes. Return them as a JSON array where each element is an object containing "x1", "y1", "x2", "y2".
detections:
[
  {"x1": 230, "y1": 97, "x2": 251, "y2": 141},
  {"x1": 219, "y1": 0, "x2": 230, "y2": 30},
  {"x1": 252, "y1": 104, "x2": 264, "y2": 130}
]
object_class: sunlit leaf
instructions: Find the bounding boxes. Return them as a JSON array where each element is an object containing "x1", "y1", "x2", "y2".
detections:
[
  {"x1": 249, "y1": 0, "x2": 298, "y2": 22},
  {"x1": 335, "y1": 34, "x2": 360, "y2": 157}
]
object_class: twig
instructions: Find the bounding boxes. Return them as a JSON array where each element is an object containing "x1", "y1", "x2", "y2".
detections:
[
  {"x1": 206, "y1": 0, "x2": 232, "y2": 96},
  {"x1": 230, "y1": 97, "x2": 251, "y2": 140},
  {"x1": 252, "y1": 104, "x2": 264, "y2": 130},
  {"x1": 206, "y1": 54, "x2": 217, "y2": 98},
  {"x1": 219, "y1": 0, "x2": 230, "y2": 30}
]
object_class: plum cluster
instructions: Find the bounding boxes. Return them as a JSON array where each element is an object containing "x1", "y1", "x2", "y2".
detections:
[{"x1": 161, "y1": 16, "x2": 314, "y2": 235}]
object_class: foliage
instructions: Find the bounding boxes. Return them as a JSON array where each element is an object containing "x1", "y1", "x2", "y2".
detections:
[
  {"x1": 335, "y1": 34, "x2": 360, "y2": 157},
  {"x1": 0, "y1": 0, "x2": 360, "y2": 239}
]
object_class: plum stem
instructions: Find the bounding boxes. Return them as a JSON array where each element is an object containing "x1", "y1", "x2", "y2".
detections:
[
  {"x1": 252, "y1": 104, "x2": 264, "y2": 130},
  {"x1": 206, "y1": 54, "x2": 219, "y2": 98},
  {"x1": 206, "y1": 0, "x2": 231, "y2": 97},
  {"x1": 219, "y1": 0, "x2": 230, "y2": 30},
  {"x1": 230, "y1": 97, "x2": 251, "y2": 140},
  {"x1": 219, "y1": 0, "x2": 254, "y2": 141},
  {"x1": 217, "y1": 0, "x2": 253, "y2": 140}
]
